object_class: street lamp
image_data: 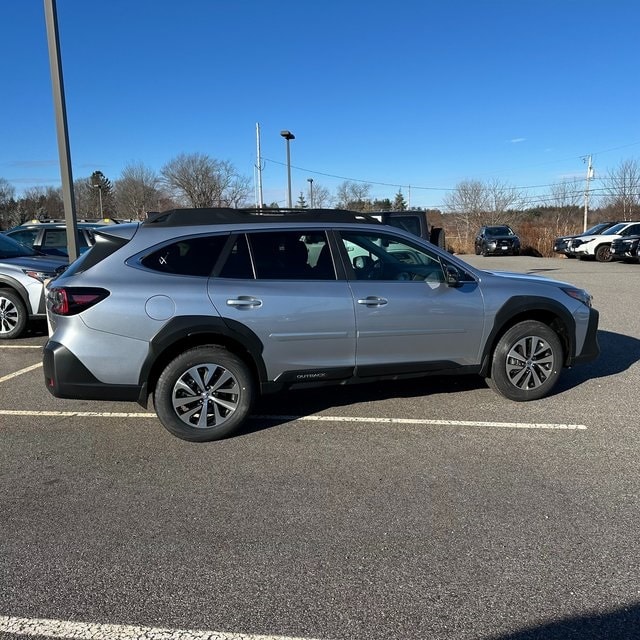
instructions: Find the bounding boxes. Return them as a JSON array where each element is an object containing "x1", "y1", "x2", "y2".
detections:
[
  {"x1": 90, "y1": 171, "x2": 104, "y2": 218},
  {"x1": 307, "y1": 177, "x2": 314, "y2": 209},
  {"x1": 280, "y1": 130, "x2": 295, "y2": 208}
]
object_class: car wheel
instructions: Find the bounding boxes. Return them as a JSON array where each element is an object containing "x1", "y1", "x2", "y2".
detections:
[
  {"x1": 486, "y1": 320, "x2": 563, "y2": 401},
  {"x1": 481, "y1": 246, "x2": 489, "y2": 257},
  {"x1": 474, "y1": 244, "x2": 481, "y2": 255},
  {"x1": 154, "y1": 346, "x2": 255, "y2": 442},
  {"x1": 0, "y1": 290, "x2": 28, "y2": 340},
  {"x1": 595, "y1": 244, "x2": 612, "y2": 262}
]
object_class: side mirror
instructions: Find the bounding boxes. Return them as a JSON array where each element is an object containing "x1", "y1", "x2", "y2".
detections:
[{"x1": 444, "y1": 265, "x2": 461, "y2": 287}]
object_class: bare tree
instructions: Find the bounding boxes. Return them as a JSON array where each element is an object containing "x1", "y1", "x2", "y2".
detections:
[
  {"x1": 335, "y1": 180, "x2": 372, "y2": 211},
  {"x1": 310, "y1": 183, "x2": 332, "y2": 208},
  {"x1": 114, "y1": 162, "x2": 161, "y2": 219},
  {"x1": 547, "y1": 179, "x2": 583, "y2": 234},
  {"x1": 73, "y1": 177, "x2": 93, "y2": 218},
  {"x1": 160, "y1": 153, "x2": 251, "y2": 208},
  {"x1": 444, "y1": 179, "x2": 523, "y2": 250},
  {"x1": 0, "y1": 178, "x2": 16, "y2": 229},
  {"x1": 443, "y1": 180, "x2": 489, "y2": 248},
  {"x1": 602, "y1": 158, "x2": 640, "y2": 221},
  {"x1": 485, "y1": 178, "x2": 523, "y2": 224}
]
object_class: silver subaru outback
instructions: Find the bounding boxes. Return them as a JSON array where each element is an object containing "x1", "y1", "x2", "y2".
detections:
[{"x1": 43, "y1": 208, "x2": 599, "y2": 442}]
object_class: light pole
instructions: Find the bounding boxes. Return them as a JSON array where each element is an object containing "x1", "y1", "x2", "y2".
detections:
[
  {"x1": 280, "y1": 130, "x2": 295, "y2": 208},
  {"x1": 90, "y1": 172, "x2": 104, "y2": 218},
  {"x1": 307, "y1": 177, "x2": 314, "y2": 209}
]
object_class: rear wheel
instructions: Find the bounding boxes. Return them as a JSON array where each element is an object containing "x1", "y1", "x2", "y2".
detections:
[
  {"x1": 430, "y1": 227, "x2": 446, "y2": 249},
  {"x1": 0, "y1": 290, "x2": 28, "y2": 340},
  {"x1": 154, "y1": 346, "x2": 255, "y2": 442},
  {"x1": 486, "y1": 320, "x2": 563, "y2": 401}
]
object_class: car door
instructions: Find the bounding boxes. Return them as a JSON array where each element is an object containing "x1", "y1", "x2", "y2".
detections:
[
  {"x1": 336, "y1": 229, "x2": 486, "y2": 374},
  {"x1": 207, "y1": 230, "x2": 357, "y2": 383}
]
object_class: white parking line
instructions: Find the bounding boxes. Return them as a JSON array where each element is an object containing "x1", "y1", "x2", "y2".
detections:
[
  {"x1": 0, "y1": 345, "x2": 42, "y2": 348},
  {"x1": 0, "y1": 615, "x2": 322, "y2": 640},
  {"x1": 0, "y1": 410, "x2": 587, "y2": 430},
  {"x1": 0, "y1": 363, "x2": 42, "y2": 383}
]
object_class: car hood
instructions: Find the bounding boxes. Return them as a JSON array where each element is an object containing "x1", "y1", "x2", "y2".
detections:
[
  {"x1": 1, "y1": 255, "x2": 68, "y2": 270},
  {"x1": 482, "y1": 269, "x2": 573, "y2": 288},
  {"x1": 484, "y1": 235, "x2": 518, "y2": 241}
]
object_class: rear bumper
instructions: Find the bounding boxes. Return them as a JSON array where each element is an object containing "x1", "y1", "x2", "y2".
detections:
[{"x1": 43, "y1": 340, "x2": 142, "y2": 402}]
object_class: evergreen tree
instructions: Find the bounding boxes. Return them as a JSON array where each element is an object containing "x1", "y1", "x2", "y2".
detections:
[
  {"x1": 296, "y1": 192, "x2": 308, "y2": 208},
  {"x1": 393, "y1": 190, "x2": 407, "y2": 211}
]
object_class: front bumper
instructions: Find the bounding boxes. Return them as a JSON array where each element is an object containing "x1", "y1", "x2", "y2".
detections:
[{"x1": 569, "y1": 308, "x2": 600, "y2": 366}]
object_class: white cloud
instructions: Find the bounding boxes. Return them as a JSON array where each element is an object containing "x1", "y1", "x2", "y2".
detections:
[{"x1": 510, "y1": 137, "x2": 526, "y2": 144}]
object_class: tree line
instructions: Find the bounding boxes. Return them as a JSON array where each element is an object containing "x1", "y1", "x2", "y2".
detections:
[{"x1": 1, "y1": 153, "x2": 639, "y2": 257}]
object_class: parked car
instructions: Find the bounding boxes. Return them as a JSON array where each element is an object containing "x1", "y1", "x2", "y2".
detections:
[
  {"x1": 43, "y1": 208, "x2": 599, "y2": 442},
  {"x1": 0, "y1": 233, "x2": 67, "y2": 339},
  {"x1": 567, "y1": 221, "x2": 640, "y2": 262},
  {"x1": 553, "y1": 222, "x2": 619, "y2": 258},
  {"x1": 610, "y1": 235, "x2": 640, "y2": 262},
  {"x1": 474, "y1": 225, "x2": 520, "y2": 256},
  {"x1": 3, "y1": 220, "x2": 114, "y2": 257}
]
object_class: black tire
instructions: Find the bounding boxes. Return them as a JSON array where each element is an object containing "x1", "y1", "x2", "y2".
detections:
[
  {"x1": 154, "y1": 346, "x2": 255, "y2": 442},
  {"x1": 481, "y1": 245, "x2": 489, "y2": 257},
  {"x1": 474, "y1": 244, "x2": 481, "y2": 255},
  {"x1": 595, "y1": 244, "x2": 612, "y2": 262},
  {"x1": 430, "y1": 227, "x2": 446, "y2": 249},
  {"x1": 486, "y1": 320, "x2": 563, "y2": 401},
  {"x1": 0, "y1": 290, "x2": 28, "y2": 340},
  {"x1": 512, "y1": 248, "x2": 520, "y2": 256}
]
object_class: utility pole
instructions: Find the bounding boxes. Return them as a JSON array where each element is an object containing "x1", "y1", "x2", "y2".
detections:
[
  {"x1": 255, "y1": 123, "x2": 264, "y2": 209},
  {"x1": 583, "y1": 155, "x2": 594, "y2": 232}
]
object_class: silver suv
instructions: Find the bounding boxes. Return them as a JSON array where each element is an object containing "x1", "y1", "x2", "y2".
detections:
[
  {"x1": 0, "y1": 233, "x2": 67, "y2": 339},
  {"x1": 43, "y1": 209, "x2": 599, "y2": 442}
]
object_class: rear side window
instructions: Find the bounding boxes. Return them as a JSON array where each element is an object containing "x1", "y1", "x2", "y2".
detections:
[
  {"x1": 246, "y1": 230, "x2": 334, "y2": 280},
  {"x1": 141, "y1": 235, "x2": 228, "y2": 276}
]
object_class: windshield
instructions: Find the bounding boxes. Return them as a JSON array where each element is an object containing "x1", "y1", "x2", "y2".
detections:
[
  {"x1": 0, "y1": 233, "x2": 39, "y2": 258},
  {"x1": 584, "y1": 223, "x2": 611, "y2": 235},
  {"x1": 603, "y1": 223, "x2": 627, "y2": 235},
  {"x1": 485, "y1": 226, "x2": 514, "y2": 237}
]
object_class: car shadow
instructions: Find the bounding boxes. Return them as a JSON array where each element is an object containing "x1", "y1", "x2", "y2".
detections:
[
  {"x1": 236, "y1": 329, "x2": 638, "y2": 437},
  {"x1": 486, "y1": 601, "x2": 640, "y2": 639},
  {"x1": 555, "y1": 329, "x2": 640, "y2": 392}
]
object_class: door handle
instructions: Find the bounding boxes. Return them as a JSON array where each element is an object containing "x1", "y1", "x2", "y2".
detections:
[
  {"x1": 227, "y1": 296, "x2": 263, "y2": 308},
  {"x1": 357, "y1": 296, "x2": 388, "y2": 307}
]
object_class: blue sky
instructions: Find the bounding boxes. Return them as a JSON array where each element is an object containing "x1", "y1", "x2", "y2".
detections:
[{"x1": 2, "y1": 0, "x2": 639, "y2": 209}]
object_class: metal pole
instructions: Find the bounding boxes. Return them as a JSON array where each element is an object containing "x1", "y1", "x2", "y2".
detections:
[
  {"x1": 307, "y1": 178, "x2": 314, "y2": 208},
  {"x1": 256, "y1": 123, "x2": 264, "y2": 209},
  {"x1": 44, "y1": 0, "x2": 78, "y2": 261},
  {"x1": 583, "y1": 155, "x2": 593, "y2": 232},
  {"x1": 280, "y1": 130, "x2": 295, "y2": 208},
  {"x1": 98, "y1": 186, "x2": 103, "y2": 217},
  {"x1": 285, "y1": 138, "x2": 292, "y2": 208}
]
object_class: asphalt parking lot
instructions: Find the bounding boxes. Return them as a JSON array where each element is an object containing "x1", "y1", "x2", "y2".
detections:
[{"x1": 1, "y1": 255, "x2": 639, "y2": 640}]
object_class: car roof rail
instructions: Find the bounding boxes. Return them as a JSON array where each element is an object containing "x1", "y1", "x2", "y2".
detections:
[{"x1": 143, "y1": 207, "x2": 382, "y2": 227}]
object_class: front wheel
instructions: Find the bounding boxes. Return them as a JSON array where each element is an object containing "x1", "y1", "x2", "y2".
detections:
[
  {"x1": 154, "y1": 346, "x2": 255, "y2": 442},
  {"x1": 486, "y1": 321, "x2": 563, "y2": 401},
  {"x1": 595, "y1": 244, "x2": 612, "y2": 262},
  {"x1": 0, "y1": 290, "x2": 28, "y2": 340}
]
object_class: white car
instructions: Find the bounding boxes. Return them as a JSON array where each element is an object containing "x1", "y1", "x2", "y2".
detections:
[{"x1": 567, "y1": 221, "x2": 640, "y2": 262}]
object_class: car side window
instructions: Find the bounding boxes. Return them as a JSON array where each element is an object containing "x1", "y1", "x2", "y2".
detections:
[
  {"x1": 7, "y1": 229, "x2": 38, "y2": 247},
  {"x1": 245, "y1": 230, "x2": 334, "y2": 280},
  {"x1": 140, "y1": 234, "x2": 228, "y2": 276},
  {"x1": 339, "y1": 231, "x2": 446, "y2": 282}
]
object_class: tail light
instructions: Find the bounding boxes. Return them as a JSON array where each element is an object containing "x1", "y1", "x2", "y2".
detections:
[{"x1": 47, "y1": 287, "x2": 109, "y2": 316}]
